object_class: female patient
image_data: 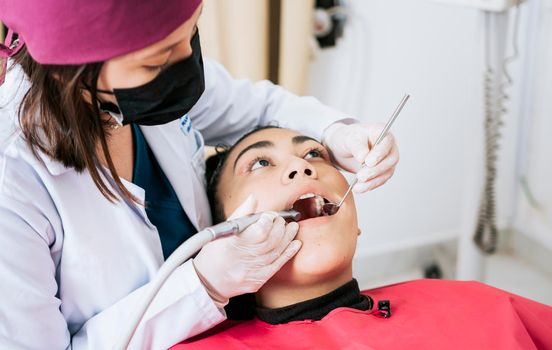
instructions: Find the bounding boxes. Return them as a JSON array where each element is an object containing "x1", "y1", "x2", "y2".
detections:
[{"x1": 173, "y1": 127, "x2": 552, "y2": 349}]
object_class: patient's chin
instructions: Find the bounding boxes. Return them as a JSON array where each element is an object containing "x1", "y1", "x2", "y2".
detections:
[{"x1": 270, "y1": 238, "x2": 356, "y2": 286}]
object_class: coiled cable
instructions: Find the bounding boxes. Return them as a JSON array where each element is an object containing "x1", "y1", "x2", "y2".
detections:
[{"x1": 474, "y1": 3, "x2": 521, "y2": 254}]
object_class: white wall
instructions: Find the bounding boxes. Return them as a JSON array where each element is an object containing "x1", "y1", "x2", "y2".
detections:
[
  {"x1": 514, "y1": 0, "x2": 552, "y2": 250},
  {"x1": 306, "y1": 0, "x2": 524, "y2": 257}
]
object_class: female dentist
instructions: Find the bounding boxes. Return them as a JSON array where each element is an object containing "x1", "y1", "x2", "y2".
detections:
[{"x1": 0, "y1": 0, "x2": 399, "y2": 348}]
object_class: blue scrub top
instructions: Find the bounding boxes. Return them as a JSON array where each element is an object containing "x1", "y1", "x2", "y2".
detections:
[{"x1": 132, "y1": 124, "x2": 196, "y2": 259}]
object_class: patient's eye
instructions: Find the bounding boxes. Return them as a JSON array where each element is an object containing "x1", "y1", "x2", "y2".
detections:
[
  {"x1": 304, "y1": 148, "x2": 324, "y2": 160},
  {"x1": 250, "y1": 157, "x2": 271, "y2": 171}
]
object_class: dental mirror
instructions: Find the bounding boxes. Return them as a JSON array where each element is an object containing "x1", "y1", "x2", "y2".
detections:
[{"x1": 322, "y1": 94, "x2": 410, "y2": 216}]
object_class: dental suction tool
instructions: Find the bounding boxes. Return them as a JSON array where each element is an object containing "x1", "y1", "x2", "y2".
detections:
[
  {"x1": 118, "y1": 210, "x2": 301, "y2": 349},
  {"x1": 323, "y1": 94, "x2": 410, "y2": 216}
]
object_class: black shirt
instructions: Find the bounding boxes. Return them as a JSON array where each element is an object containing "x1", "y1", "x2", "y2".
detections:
[{"x1": 255, "y1": 279, "x2": 373, "y2": 325}]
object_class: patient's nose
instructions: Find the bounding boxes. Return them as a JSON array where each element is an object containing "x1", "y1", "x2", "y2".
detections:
[{"x1": 283, "y1": 159, "x2": 318, "y2": 184}]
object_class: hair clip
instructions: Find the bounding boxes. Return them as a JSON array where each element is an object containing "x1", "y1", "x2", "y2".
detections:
[{"x1": 1, "y1": 29, "x2": 25, "y2": 85}]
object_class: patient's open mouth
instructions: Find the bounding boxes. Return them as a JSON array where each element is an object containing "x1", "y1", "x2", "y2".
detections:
[{"x1": 291, "y1": 193, "x2": 336, "y2": 222}]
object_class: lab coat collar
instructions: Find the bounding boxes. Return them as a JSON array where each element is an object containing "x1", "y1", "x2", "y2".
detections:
[
  {"x1": 2, "y1": 131, "x2": 71, "y2": 177},
  {"x1": 2, "y1": 65, "x2": 69, "y2": 177},
  {"x1": 141, "y1": 120, "x2": 210, "y2": 230},
  {"x1": 23, "y1": 118, "x2": 209, "y2": 229},
  {"x1": 37, "y1": 148, "x2": 72, "y2": 176}
]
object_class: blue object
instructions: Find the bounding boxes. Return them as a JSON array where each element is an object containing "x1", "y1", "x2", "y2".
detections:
[{"x1": 132, "y1": 124, "x2": 196, "y2": 259}]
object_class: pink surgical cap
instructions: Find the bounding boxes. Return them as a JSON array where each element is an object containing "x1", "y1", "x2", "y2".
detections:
[{"x1": 0, "y1": 0, "x2": 202, "y2": 64}]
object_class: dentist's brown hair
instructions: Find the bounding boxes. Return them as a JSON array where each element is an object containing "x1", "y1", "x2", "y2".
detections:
[{"x1": 10, "y1": 48, "x2": 136, "y2": 203}]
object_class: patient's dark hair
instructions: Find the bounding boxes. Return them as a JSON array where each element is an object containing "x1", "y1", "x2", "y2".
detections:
[{"x1": 205, "y1": 125, "x2": 281, "y2": 224}]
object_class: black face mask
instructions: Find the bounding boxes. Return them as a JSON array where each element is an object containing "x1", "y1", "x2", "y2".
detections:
[{"x1": 98, "y1": 31, "x2": 205, "y2": 126}]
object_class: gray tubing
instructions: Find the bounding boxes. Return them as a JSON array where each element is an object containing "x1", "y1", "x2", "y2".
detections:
[{"x1": 117, "y1": 229, "x2": 213, "y2": 349}]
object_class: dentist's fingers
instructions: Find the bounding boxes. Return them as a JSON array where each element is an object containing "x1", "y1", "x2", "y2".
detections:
[
  {"x1": 363, "y1": 133, "x2": 395, "y2": 168},
  {"x1": 334, "y1": 156, "x2": 362, "y2": 174},
  {"x1": 227, "y1": 194, "x2": 258, "y2": 220},
  {"x1": 267, "y1": 221, "x2": 300, "y2": 263},
  {"x1": 357, "y1": 144, "x2": 399, "y2": 183},
  {"x1": 238, "y1": 212, "x2": 279, "y2": 244},
  {"x1": 254, "y1": 216, "x2": 287, "y2": 255},
  {"x1": 353, "y1": 168, "x2": 395, "y2": 193},
  {"x1": 344, "y1": 129, "x2": 371, "y2": 164},
  {"x1": 250, "y1": 239, "x2": 302, "y2": 285}
]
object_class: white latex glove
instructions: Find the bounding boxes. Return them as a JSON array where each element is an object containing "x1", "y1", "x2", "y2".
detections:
[
  {"x1": 322, "y1": 122, "x2": 399, "y2": 193},
  {"x1": 193, "y1": 195, "x2": 301, "y2": 307}
]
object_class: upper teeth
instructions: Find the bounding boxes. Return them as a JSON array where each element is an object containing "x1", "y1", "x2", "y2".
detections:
[
  {"x1": 293, "y1": 193, "x2": 325, "y2": 217},
  {"x1": 297, "y1": 193, "x2": 325, "y2": 207}
]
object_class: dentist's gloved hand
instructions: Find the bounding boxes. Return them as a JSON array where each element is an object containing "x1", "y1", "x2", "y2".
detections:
[
  {"x1": 193, "y1": 195, "x2": 301, "y2": 308},
  {"x1": 322, "y1": 122, "x2": 399, "y2": 193}
]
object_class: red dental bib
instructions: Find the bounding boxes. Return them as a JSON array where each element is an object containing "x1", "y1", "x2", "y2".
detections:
[{"x1": 172, "y1": 279, "x2": 552, "y2": 350}]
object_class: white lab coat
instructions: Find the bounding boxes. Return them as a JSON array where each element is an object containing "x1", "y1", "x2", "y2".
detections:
[{"x1": 0, "y1": 59, "x2": 352, "y2": 349}]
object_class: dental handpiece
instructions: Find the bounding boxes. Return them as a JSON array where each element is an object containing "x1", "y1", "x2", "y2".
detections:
[
  {"x1": 118, "y1": 209, "x2": 302, "y2": 348},
  {"x1": 205, "y1": 209, "x2": 302, "y2": 240}
]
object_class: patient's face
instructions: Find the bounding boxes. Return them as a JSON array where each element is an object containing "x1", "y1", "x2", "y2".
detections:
[{"x1": 217, "y1": 128, "x2": 359, "y2": 286}]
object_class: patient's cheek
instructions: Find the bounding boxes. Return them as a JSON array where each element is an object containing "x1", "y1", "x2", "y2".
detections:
[{"x1": 275, "y1": 232, "x2": 358, "y2": 284}]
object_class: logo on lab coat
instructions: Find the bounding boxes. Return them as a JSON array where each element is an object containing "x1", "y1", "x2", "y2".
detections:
[{"x1": 180, "y1": 114, "x2": 192, "y2": 134}]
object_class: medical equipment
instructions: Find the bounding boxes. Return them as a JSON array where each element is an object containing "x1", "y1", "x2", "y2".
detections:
[
  {"x1": 119, "y1": 209, "x2": 301, "y2": 349},
  {"x1": 473, "y1": 1, "x2": 521, "y2": 254},
  {"x1": 322, "y1": 94, "x2": 410, "y2": 216},
  {"x1": 313, "y1": 0, "x2": 348, "y2": 48}
]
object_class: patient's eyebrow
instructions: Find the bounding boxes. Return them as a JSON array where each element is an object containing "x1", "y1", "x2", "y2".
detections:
[
  {"x1": 233, "y1": 140, "x2": 275, "y2": 170},
  {"x1": 292, "y1": 135, "x2": 321, "y2": 145}
]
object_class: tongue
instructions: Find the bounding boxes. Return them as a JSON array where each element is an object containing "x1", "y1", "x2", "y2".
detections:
[{"x1": 292, "y1": 197, "x2": 323, "y2": 220}]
